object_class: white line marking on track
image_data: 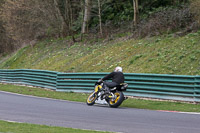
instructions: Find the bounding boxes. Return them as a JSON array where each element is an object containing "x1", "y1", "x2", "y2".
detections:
[{"x1": 0, "y1": 119, "x2": 22, "y2": 123}]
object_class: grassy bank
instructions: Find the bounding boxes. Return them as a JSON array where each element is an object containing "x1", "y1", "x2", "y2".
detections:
[
  {"x1": 0, "y1": 31, "x2": 200, "y2": 75},
  {"x1": 0, "y1": 83, "x2": 200, "y2": 112},
  {"x1": 0, "y1": 120, "x2": 111, "y2": 133}
]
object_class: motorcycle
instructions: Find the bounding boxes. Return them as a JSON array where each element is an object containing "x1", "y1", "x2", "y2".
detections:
[{"x1": 86, "y1": 81, "x2": 128, "y2": 108}]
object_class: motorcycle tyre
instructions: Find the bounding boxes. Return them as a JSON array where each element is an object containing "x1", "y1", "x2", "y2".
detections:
[
  {"x1": 108, "y1": 91, "x2": 124, "y2": 108},
  {"x1": 87, "y1": 91, "x2": 98, "y2": 106}
]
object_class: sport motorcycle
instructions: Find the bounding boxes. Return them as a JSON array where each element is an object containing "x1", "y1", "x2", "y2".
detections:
[{"x1": 86, "y1": 81, "x2": 128, "y2": 108}]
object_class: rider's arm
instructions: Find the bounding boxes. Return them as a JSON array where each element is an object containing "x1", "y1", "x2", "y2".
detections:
[{"x1": 102, "y1": 72, "x2": 115, "y2": 81}]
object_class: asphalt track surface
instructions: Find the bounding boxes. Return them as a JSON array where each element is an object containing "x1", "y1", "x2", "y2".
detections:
[{"x1": 0, "y1": 91, "x2": 200, "y2": 133}]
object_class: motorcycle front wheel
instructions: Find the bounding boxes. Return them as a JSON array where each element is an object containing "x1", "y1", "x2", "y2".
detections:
[
  {"x1": 87, "y1": 91, "x2": 98, "y2": 106},
  {"x1": 108, "y1": 91, "x2": 124, "y2": 108}
]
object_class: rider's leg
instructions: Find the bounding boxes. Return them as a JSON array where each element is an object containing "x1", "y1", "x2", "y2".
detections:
[{"x1": 104, "y1": 82, "x2": 117, "y2": 92}]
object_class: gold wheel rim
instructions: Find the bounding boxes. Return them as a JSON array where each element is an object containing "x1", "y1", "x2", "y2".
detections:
[
  {"x1": 110, "y1": 92, "x2": 120, "y2": 105},
  {"x1": 87, "y1": 92, "x2": 97, "y2": 103}
]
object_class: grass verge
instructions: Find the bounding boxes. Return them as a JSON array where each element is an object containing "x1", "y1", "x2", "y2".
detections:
[
  {"x1": 0, "y1": 120, "x2": 111, "y2": 133},
  {"x1": 0, "y1": 83, "x2": 200, "y2": 112}
]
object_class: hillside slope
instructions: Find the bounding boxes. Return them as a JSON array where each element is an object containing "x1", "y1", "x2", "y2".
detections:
[{"x1": 0, "y1": 32, "x2": 200, "y2": 75}]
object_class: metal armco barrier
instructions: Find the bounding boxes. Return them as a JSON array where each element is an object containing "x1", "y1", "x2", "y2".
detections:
[
  {"x1": 0, "y1": 69, "x2": 57, "y2": 90},
  {"x1": 0, "y1": 69, "x2": 199, "y2": 102}
]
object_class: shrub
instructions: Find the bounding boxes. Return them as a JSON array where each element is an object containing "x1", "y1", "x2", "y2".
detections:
[
  {"x1": 133, "y1": 6, "x2": 196, "y2": 38},
  {"x1": 190, "y1": 0, "x2": 200, "y2": 26}
]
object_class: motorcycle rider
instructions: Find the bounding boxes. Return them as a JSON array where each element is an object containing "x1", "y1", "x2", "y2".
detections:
[{"x1": 99, "y1": 66, "x2": 125, "y2": 93}]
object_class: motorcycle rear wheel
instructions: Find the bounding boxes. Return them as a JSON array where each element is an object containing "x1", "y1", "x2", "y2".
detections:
[
  {"x1": 87, "y1": 91, "x2": 98, "y2": 105},
  {"x1": 108, "y1": 91, "x2": 124, "y2": 108}
]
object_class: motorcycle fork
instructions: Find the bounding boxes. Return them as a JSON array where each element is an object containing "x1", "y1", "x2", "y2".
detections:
[{"x1": 94, "y1": 85, "x2": 102, "y2": 96}]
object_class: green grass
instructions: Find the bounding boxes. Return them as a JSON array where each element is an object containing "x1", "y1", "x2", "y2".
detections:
[
  {"x1": 1, "y1": 83, "x2": 200, "y2": 112},
  {"x1": 0, "y1": 31, "x2": 200, "y2": 75},
  {"x1": 0, "y1": 83, "x2": 87, "y2": 102},
  {"x1": 122, "y1": 98, "x2": 200, "y2": 112},
  {"x1": 0, "y1": 120, "x2": 111, "y2": 133}
]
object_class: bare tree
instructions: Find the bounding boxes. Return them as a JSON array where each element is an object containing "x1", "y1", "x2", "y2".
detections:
[
  {"x1": 0, "y1": 0, "x2": 64, "y2": 50},
  {"x1": 53, "y1": 0, "x2": 67, "y2": 37},
  {"x1": 82, "y1": 0, "x2": 91, "y2": 34},
  {"x1": 98, "y1": 0, "x2": 102, "y2": 36},
  {"x1": 133, "y1": 0, "x2": 139, "y2": 26}
]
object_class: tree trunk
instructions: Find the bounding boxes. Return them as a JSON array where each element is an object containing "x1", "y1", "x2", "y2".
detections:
[
  {"x1": 82, "y1": 0, "x2": 91, "y2": 34},
  {"x1": 133, "y1": 0, "x2": 139, "y2": 26},
  {"x1": 98, "y1": 0, "x2": 103, "y2": 36},
  {"x1": 53, "y1": 0, "x2": 67, "y2": 36}
]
